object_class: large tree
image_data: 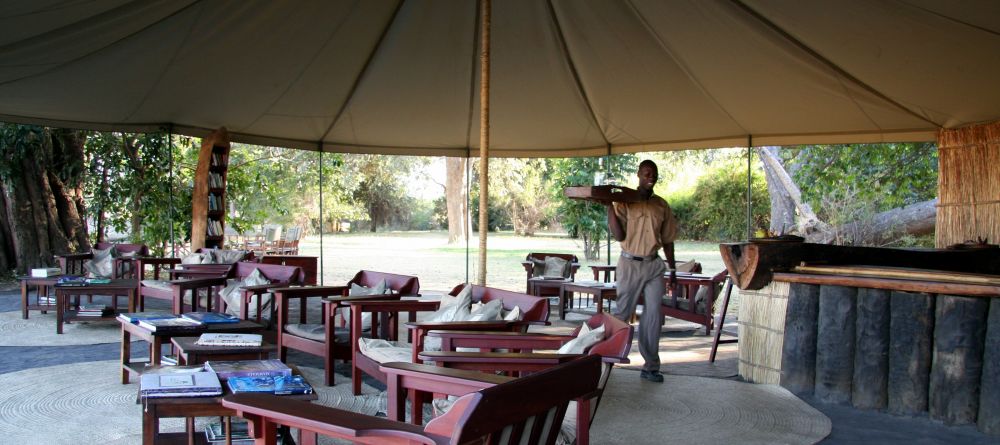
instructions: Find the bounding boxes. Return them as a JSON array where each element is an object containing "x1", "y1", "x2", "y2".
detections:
[
  {"x1": 0, "y1": 124, "x2": 89, "y2": 272},
  {"x1": 551, "y1": 155, "x2": 637, "y2": 260},
  {"x1": 444, "y1": 157, "x2": 467, "y2": 243},
  {"x1": 760, "y1": 143, "x2": 938, "y2": 245}
]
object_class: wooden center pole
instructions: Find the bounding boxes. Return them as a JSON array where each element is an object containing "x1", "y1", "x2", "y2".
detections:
[{"x1": 477, "y1": 0, "x2": 491, "y2": 286}]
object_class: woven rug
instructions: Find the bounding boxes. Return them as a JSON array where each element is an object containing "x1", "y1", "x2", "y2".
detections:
[
  {"x1": 0, "y1": 310, "x2": 123, "y2": 346},
  {"x1": 0, "y1": 360, "x2": 383, "y2": 444}
]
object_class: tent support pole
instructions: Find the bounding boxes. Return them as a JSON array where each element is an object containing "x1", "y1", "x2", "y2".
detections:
[
  {"x1": 747, "y1": 135, "x2": 753, "y2": 240},
  {"x1": 605, "y1": 146, "x2": 611, "y2": 265},
  {"x1": 477, "y1": 0, "x2": 491, "y2": 286},
  {"x1": 319, "y1": 147, "x2": 324, "y2": 285}
]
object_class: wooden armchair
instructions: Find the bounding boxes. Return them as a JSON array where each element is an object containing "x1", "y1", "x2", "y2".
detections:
[
  {"x1": 57, "y1": 242, "x2": 149, "y2": 278},
  {"x1": 412, "y1": 313, "x2": 633, "y2": 442},
  {"x1": 662, "y1": 269, "x2": 728, "y2": 335},
  {"x1": 350, "y1": 284, "x2": 551, "y2": 395},
  {"x1": 274, "y1": 270, "x2": 420, "y2": 386},
  {"x1": 221, "y1": 355, "x2": 601, "y2": 445},
  {"x1": 522, "y1": 252, "x2": 580, "y2": 295},
  {"x1": 220, "y1": 262, "x2": 306, "y2": 322}
]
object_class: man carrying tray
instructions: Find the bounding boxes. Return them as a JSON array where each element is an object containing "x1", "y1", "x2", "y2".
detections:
[{"x1": 605, "y1": 159, "x2": 678, "y2": 383}]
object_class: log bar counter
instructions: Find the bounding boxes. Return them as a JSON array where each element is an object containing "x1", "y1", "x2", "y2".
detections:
[{"x1": 720, "y1": 241, "x2": 1000, "y2": 437}]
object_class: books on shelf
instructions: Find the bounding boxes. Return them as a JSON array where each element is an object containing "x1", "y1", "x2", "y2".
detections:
[
  {"x1": 140, "y1": 370, "x2": 222, "y2": 399},
  {"x1": 226, "y1": 374, "x2": 313, "y2": 395},
  {"x1": 205, "y1": 420, "x2": 281, "y2": 445},
  {"x1": 182, "y1": 312, "x2": 240, "y2": 325},
  {"x1": 31, "y1": 267, "x2": 62, "y2": 277},
  {"x1": 37, "y1": 296, "x2": 56, "y2": 305},
  {"x1": 208, "y1": 172, "x2": 224, "y2": 189},
  {"x1": 206, "y1": 219, "x2": 224, "y2": 236},
  {"x1": 77, "y1": 305, "x2": 113, "y2": 317},
  {"x1": 137, "y1": 317, "x2": 206, "y2": 333},
  {"x1": 195, "y1": 333, "x2": 262, "y2": 347},
  {"x1": 205, "y1": 359, "x2": 291, "y2": 380},
  {"x1": 117, "y1": 312, "x2": 177, "y2": 324}
]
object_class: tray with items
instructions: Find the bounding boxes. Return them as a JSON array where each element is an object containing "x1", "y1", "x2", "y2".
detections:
[{"x1": 564, "y1": 185, "x2": 643, "y2": 203}]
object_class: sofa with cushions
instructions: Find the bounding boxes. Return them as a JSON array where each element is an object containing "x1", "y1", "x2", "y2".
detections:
[{"x1": 57, "y1": 242, "x2": 149, "y2": 279}]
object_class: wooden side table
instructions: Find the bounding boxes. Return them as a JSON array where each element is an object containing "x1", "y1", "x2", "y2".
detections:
[
  {"x1": 171, "y1": 336, "x2": 276, "y2": 365},
  {"x1": 54, "y1": 279, "x2": 137, "y2": 334},
  {"x1": 590, "y1": 264, "x2": 617, "y2": 282},
  {"x1": 120, "y1": 319, "x2": 264, "y2": 384},
  {"x1": 19, "y1": 275, "x2": 60, "y2": 319}
]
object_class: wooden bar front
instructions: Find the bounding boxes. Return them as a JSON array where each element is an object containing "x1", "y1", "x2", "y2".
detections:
[{"x1": 722, "y1": 241, "x2": 1000, "y2": 436}]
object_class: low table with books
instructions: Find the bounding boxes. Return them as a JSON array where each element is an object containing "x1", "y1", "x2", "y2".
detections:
[
  {"x1": 140, "y1": 359, "x2": 315, "y2": 445},
  {"x1": 119, "y1": 312, "x2": 264, "y2": 384},
  {"x1": 19, "y1": 272, "x2": 62, "y2": 320},
  {"x1": 171, "y1": 333, "x2": 276, "y2": 365},
  {"x1": 54, "y1": 278, "x2": 137, "y2": 334}
]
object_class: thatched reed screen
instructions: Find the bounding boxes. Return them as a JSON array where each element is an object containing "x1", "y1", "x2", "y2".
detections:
[{"x1": 936, "y1": 121, "x2": 1000, "y2": 248}]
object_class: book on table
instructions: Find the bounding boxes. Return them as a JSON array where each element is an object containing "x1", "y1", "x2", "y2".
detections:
[
  {"x1": 205, "y1": 359, "x2": 291, "y2": 380},
  {"x1": 139, "y1": 371, "x2": 222, "y2": 398},
  {"x1": 181, "y1": 311, "x2": 241, "y2": 324},
  {"x1": 137, "y1": 317, "x2": 206, "y2": 333},
  {"x1": 117, "y1": 312, "x2": 177, "y2": 324},
  {"x1": 84, "y1": 277, "x2": 111, "y2": 284},
  {"x1": 55, "y1": 275, "x2": 87, "y2": 287},
  {"x1": 227, "y1": 375, "x2": 313, "y2": 395},
  {"x1": 195, "y1": 332, "x2": 263, "y2": 347},
  {"x1": 30, "y1": 267, "x2": 62, "y2": 277}
]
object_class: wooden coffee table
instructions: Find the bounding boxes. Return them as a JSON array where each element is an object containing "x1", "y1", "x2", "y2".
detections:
[
  {"x1": 559, "y1": 282, "x2": 617, "y2": 320},
  {"x1": 171, "y1": 336, "x2": 276, "y2": 365},
  {"x1": 54, "y1": 279, "x2": 137, "y2": 334},
  {"x1": 120, "y1": 319, "x2": 265, "y2": 384},
  {"x1": 141, "y1": 365, "x2": 316, "y2": 445}
]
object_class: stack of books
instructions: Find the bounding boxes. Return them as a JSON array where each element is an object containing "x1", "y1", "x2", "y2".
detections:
[
  {"x1": 139, "y1": 371, "x2": 222, "y2": 399},
  {"x1": 181, "y1": 312, "x2": 240, "y2": 324},
  {"x1": 37, "y1": 295, "x2": 56, "y2": 306},
  {"x1": 84, "y1": 277, "x2": 111, "y2": 284},
  {"x1": 205, "y1": 420, "x2": 281, "y2": 445},
  {"x1": 227, "y1": 374, "x2": 313, "y2": 395},
  {"x1": 136, "y1": 316, "x2": 206, "y2": 333},
  {"x1": 77, "y1": 304, "x2": 112, "y2": 317},
  {"x1": 195, "y1": 333, "x2": 263, "y2": 347},
  {"x1": 205, "y1": 359, "x2": 291, "y2": 380}
]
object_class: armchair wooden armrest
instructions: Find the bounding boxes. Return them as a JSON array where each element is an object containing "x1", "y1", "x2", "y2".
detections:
[
  {"x1": 167, "y1": 276, "x2": 228, "y2": 314},
  {"x1": 379, "y1": 362, "x2": 512, "y2": 422},
  {"x1": 57, "y1": 252, "x2": 93, "y2": 275},
  {"x1": 427, "y1": 330, "x2": 573, "y2": 352},
  {"x1": 418, "y1": 351, "x2": 579, "y2": 372},
  {"x1": 221, "y1": 394, "x2": 441, "y2": 445}
]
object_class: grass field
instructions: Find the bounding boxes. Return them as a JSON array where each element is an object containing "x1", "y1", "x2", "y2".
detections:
[{"x1": 299, "y1": 230, "x2": 729, "y2": 293}]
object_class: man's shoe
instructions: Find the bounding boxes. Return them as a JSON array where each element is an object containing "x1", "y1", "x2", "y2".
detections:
[{"x1": 640, "y1": 369, "x2": 664, "y2": 383}]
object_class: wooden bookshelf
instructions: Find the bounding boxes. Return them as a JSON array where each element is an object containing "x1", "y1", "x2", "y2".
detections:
[{"x1": 192, "y1": 128, "x2": 230, "y2": 250}]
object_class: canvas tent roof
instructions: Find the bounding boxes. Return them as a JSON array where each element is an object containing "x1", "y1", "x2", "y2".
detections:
[{"x1": 0, "y1": 0, "x2": 998, "y2": 157}]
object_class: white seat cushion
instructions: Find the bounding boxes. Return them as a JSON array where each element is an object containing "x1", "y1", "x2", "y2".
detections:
[
  {"x1": 284, "y1": 323, "x2": 351, "y2": 342},
  {"x1": 358, "y1": 338, "x2": 413, "y2": 364},
  {"x1": 341, "y1": 280, "x2": 389, "y2": 330},
  {"x1": 220, "y1": 268, "x2": 271, "y2": 318},
  {"x1": 557, "y1": 323, "x2": 605, "y2": 354},
  {"x1": 140, "y1": 279, "x2": 173, "y2": 292}
]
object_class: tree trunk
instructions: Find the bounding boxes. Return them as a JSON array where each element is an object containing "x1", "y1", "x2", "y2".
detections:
[
  {"x1": 757, "y1": 147, "x2": 835, "y2": 243},
  {"x1": 124, "y1": 135, "x2": 145, "y2": 241},
  {"x1": 445, "y1": 157, "x2": 467, "y2": 244},
  {"x1": 836, "y1": 199, "x2": 937, "y2": 244},
  {"x1": 757, "y1": 146, "x2": 796, "y2": 235},
  {"x1": 0, "y1": 126, "x2": 89, "y2": 273}
]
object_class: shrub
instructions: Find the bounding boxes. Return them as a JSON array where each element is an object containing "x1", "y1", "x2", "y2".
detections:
[{"x1": 670, "y1": 160, "x2": 769, "y2": 242}]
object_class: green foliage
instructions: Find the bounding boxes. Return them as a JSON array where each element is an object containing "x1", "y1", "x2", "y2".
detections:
[
  {"x1": 550, "y1": 154, "x2": 638, "y2": 259},
  {"x1": 785, "y1": 143, "x2": 938, "y2": 214},
  {"x1": 344, "y1": 154, "x2": 421, "y2": 232},
  {"x1": 670, "y1": 159, "x2": 769, "y2": 241}
]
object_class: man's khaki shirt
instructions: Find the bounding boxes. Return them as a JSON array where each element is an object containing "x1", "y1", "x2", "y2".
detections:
[{"x1": 613, "y1": 196, "x2": 678, "y2": 257}]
